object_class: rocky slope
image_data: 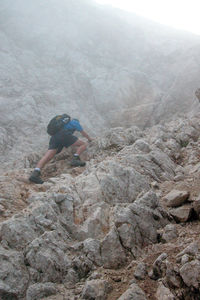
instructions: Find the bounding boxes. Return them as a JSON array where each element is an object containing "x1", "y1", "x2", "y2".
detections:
[
  {"x1": 1, "y1": 109, "x2": 200, "y2": 299},
  {"x1": 1, "y1": 0, "x2": 200, "y2": 167}
]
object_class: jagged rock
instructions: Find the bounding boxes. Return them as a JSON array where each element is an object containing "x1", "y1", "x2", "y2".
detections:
[
  {"x1": 0, "y1": 246, "x2": 29, "y2": 298},
  {"x1": 134, "y1": 262, "x2": 147, "y2": 280},
  {"x1": 115, "y1": 192, "x2": 168, "y2": 258},
  {"x1": 117, "y1": 147, "x2": 176, "y2": 182},
  {"x1": 132, "y1": 139, "x2": 151, "y2": 153},
  {"x1": 163, "y1": 190, "x2": 189, "y2": 207},
  {"x1": 83, "y1": 238, "x2": 102, "y2": 266},
  {"x1": 101, "y1": 228, "x2": 127, "y2": 269},
  {"x1": 149, "y1": 253, "x2": 168, "y2": 280},
  {"x1": 75, "y1": 202, "x2": 110, "y2": 240},
  {"x1": 72, "y1": 255, "x2": 94, "y2": 279},
  {"x1": 169, "y1": 205, "x2": 192, "y2": 222},
  {"x1": 160, "y1": 224, "x2": 178, "y2": 243},
  {"x1": 63, "y1": 268, "x2": 79, "y2": 288},
  {"x1": 26, "y1": 282, "x2": 57, "y2": 300},
  {"x1": 165, "y1": 266, "x2": 182, "y2": 288},
  {"x1": 174, "y1": 174, "x2": 185, "y2": 182},
  {"x1": 192, "y1": 197, "x2": 200, "y2": 216},
  {"x1": 181, "y1": 254, "x2": 190, "y2": 265},
  {"x1": 117, "y1": 283, "x2": 147, "y2": 300},
  {"x1": 155, "y1": 282, "x2": 175, "y2": 300},
  {"x1": 88, "y1": 272, "x2": 103, "y2": 280},
  {"x1": 176, "y1": 242, "x2": 199, "y2": 262},
  {"x1": 97, "y1": 126, "x2": 143, "y2": 151},
  {"x1": 25, "y1": 229, "x2": 71, "y2": 282},
  {"x1": 180, "y1": 260, "x2": 200, "y2": 289},
  {"x1": 0, "y1": 217, "x2": 37, "y2": 250},
  {"x1": 99, "y1": 161, "x2": 150, "y2": 204},
  {"x1": 81, "y1": 279, "x2": 112, "y2": 300},
  {"x1": 0, "y1": 198, "x2": 65, "y2": 250},
  {"x1": 0, "y1": 282, "x2": 18, "y2": 300}
]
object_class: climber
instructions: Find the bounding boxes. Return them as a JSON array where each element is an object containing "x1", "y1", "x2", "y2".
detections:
[{"x1": 29, "y1": 115, "x2": 93, "y2": 184}]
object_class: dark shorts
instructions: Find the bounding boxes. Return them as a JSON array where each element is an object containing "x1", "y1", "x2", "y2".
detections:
[{"x1": 48, "y1": 129, "x2": 78, "y2": 154}]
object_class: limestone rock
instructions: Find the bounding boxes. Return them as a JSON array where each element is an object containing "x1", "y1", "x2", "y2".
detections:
[
  {"x1": 26, "y1": 283, "x2": 57, "y2": 300},
  {"x1": 101, "y1": 228, "x2": 127, "y2": 269},
  {"x1": 180, "y1": 260, "x2": 200, "y2": 289},
  {"x1": 155, "y1": 282, "x2": 175, "y2": 300},
  {"x1": 25, "y1": 230, "x2": 71, "y2": 282},
  {"x1": 169, "y1": 205, "x2": 192, "y2": 223},
  {"x1": 192, "y1": 199, "x2": 200, "y2": 216},
  {"x1": 83, "y1": 238, "x2": 102, "y2": 266},
  {"x1": 117, "y1": 283, "x2": 147, "y2": 300},
  {"x1": 134, "y1": 262, "x2": 147, "y2": 280},
  {"x1": 81, "y1": 279, "x2": 112, "y2": 300},
  {"x1": 176, "y1": 242, "x2": 199, "y2": 261},
  {"x1": 0, "y1": 246, "x2": 29, "y2": 298},
  {"x1": 0, "y1": 282, "x2": 18, "y2": 300},
  {"x1": 163, "y1": 190, "x2": 189, "y2": 207},
  {"x1": 150, "y1": 253, "x2": 168, "y2": 280},
  {"x1": 99, "y1": 161, "x2": 150, "y2": 204},
  {"x1": 161, "y1": 224, "x2": 178, "y2": 243},
  {"x1": 165, "y1": 266, "x2": 182, "y2": 288}
]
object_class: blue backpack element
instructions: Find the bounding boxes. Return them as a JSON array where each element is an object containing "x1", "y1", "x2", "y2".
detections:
[{"x1": 47, "y1": 114, "x2": 71, "y2": 136}]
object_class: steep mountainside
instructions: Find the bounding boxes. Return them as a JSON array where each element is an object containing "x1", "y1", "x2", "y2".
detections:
[
  {"x1": 0, "y1": 0, "x2": 200, "y2": 167},
  {"x1": 1, "y1": 109, "x2": 200, "y2": 299}
]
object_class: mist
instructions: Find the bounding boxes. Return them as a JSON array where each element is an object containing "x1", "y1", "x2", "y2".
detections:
[{"x1": 1, "y1": 0, "x2": 200, "y2": 165}]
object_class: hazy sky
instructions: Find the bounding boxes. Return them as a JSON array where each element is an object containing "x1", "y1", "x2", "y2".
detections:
[{"x1": 95, "y1": 0, "x2": 200, "y2": 35}]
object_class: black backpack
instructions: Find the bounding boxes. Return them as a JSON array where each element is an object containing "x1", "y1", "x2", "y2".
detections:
[{"x1": 47, "y1": 114, "x2": 71, "y2": 136}]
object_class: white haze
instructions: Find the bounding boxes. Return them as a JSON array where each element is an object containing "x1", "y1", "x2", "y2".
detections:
[
  {"x1": 95, "y1": 0, "x2": 200, "y2": 35},
  {"x1": 0, "y1": 0, "x2": 200, "y2": 167}
]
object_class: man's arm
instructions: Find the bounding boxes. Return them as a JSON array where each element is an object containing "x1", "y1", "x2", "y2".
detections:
[{"x1": 80, "y1": 130, "x2": 93, "y2": 142}]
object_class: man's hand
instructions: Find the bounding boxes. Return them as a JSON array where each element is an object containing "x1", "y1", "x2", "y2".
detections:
[{"x1": 81, "y1": 130, "x2": 93, "y2": 142}]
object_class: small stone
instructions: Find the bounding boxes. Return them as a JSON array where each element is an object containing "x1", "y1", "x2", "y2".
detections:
[
  {"x1": 169, "y1": 205, "x2": 192, "y2": 223},
  {"x1": 181, "y1": 254, "x2": 190, "y2": 265},
  {"x1": 156, "y1": 282, "x2": 175, "y2": 300},
  {"x1": 134, "y1": 262, "x2": 147, "y2": 280},
  {"x1": 163, "y1": 190, "x2": 189, "y2": 207},
  {"x1": 161, "y1": 224, "x2": 178, "y2": 242}
]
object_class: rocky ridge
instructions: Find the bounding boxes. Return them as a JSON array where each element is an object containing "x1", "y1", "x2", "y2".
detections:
[{"x1": 1, "y1": 111, "x2": 200, "y2": 299}]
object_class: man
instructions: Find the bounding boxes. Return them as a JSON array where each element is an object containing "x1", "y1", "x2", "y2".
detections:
[{"x1": 29, "y1": 116, "x2": 92, "y2": 184}]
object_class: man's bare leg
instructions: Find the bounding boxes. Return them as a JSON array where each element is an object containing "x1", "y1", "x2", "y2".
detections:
[
  {"x1": 36, "y1": 149, "x2": 58, "y2": 169},
  {"x1": 29, "y1": 149, "x2": 57, "y2": 184},
  {"x1": 71, "y1": 139, "x2": 87, "y2": 156},
  {"x1": 70, "y1": 139, "x2": 87, "y2": 166}
]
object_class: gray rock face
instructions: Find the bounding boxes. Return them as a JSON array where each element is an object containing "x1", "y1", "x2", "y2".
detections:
[
  {"x1": 2, "y1": 112, "x2": 200, "y2": 298},
  {"x1": 81, "y1": 279, "x2": 112, "y2": 300},
  {"x1": 180, "y1": 260, "x2": 200, "y2": 289},
  {"x1": 99, "y1": 162, "x2": 150, "y2": 204},
  {"x1": 169, "y1": 205, "x2": 192, "y2": 223},
  {"x1": 134, "y1": 262, "x2": 147, "y2": 280},
  {"x1": 0, "y1": 246, "x2": 29, "y2": 298},
  {"x1": 163, "y1": 190, "x2": 189, "y2": 207},
  {"x1": 101, "y1": 228, "x2": 127, "y2": 269},
  {"x1": 26, "y1": 282, "x2": 57, "y2": 300},
  {"x1": 161, "y1": 224, "x2": 178, "y2": 243},
  {"x1": 155, "y1": 282, "x2": 175, "y2": 300},
  {"x1": 117, "y1": 283, "x2": 147, "y2": 300},
  {"x1": 25, "y1": 230, "x2": 71, "y2": 282},
  {"x1": 150, "y1": 253, "x2": 168, "y2": 280}
]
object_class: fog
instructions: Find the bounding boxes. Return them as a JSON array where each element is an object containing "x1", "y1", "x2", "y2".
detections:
[{"x1": 0, "y1": 0, "x2": 200, "y2": 165}]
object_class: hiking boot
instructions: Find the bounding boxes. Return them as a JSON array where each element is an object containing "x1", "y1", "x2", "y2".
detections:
[
  {"x1": 70, "y1": 156, "x2": 86, "y2": 167},
  {"x1": 29, "y1": 170, "x2": 44, "y2": 184}
]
